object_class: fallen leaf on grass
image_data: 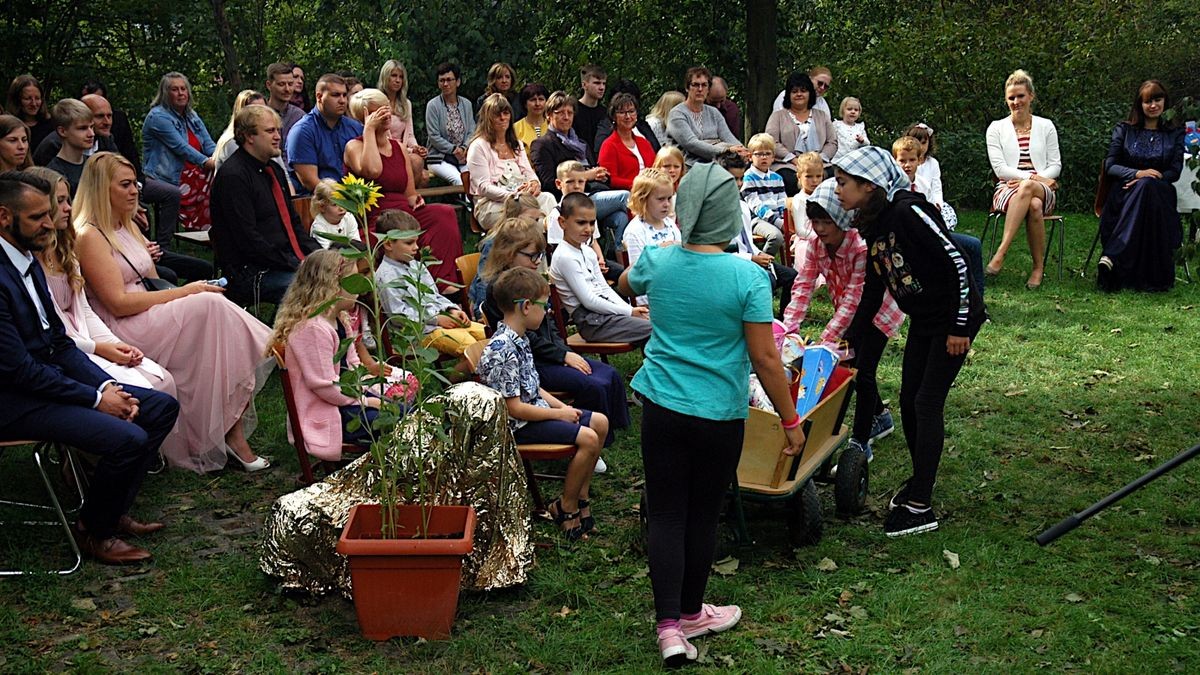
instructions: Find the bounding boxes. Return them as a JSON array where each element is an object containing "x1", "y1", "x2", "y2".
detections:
[
  {"x1": 943, "y1": 550, "x2": 961, "y2": 570},
  {"x1": 1134, "y1": 454, "x2": 1155, "y2": 463},
  {"x1": 838, "y1": 590, "x2": 853, "y2": 607},
  {"x1": 553, "y1": 606, "x2": 572, "y2": 618},
  {"x1": 1030, "y1": 629, "x2": 1044, "y2": 638},
  {"x1": 849, "y1": 606, "x2": 868, "y2": 620},
  {"x1": 1004, "y1": 389, "x2": 1027, "y2": 397},
  {"x1": 753, "y1": 637, "x2": 790, "y2": 656},
  {"x1": 816, "y1": 557, "x2": 838, "y2": 572},
  {"x1": 954, "y1": 625, "x2": 968, "y2": 636},
  {"x1": 712, "y1": 556, "x2": 739, "y2": 576},
  {"x1": 1110, "y1": 328, "x2": 1122, "y2": 334},
  {"x1": 630, "y1": 567, "x2": 648, "y2": 580},
  {"x1": 1065, "y1": 593, "x2": 1084, "y2": 603},
  {"x1": 70, "y1": 598, "x2": 97, "y2": 611}
]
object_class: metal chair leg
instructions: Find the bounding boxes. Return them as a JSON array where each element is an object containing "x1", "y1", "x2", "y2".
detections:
[{"x1": 0, "y1": 445, "x2": 83, "y2": 577}]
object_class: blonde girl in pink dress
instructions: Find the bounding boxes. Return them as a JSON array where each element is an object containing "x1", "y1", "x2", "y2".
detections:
[{"x1": 74, "y1": 152, "x2": 274, "y2": 474}]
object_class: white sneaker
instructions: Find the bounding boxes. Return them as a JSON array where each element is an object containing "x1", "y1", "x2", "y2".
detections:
[{"x1": 593, "y1": 457, "x2": 608, "y2": 474}]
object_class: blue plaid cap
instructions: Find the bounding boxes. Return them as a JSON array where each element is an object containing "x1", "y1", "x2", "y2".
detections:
[
  {"x1": 807, "y1": 178, "x2": 855, "y2": 230},
  {"x1": 832, "y1": 146, "x2": 911, "y2": 201}
]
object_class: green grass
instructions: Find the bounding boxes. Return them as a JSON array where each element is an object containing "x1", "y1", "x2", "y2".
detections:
[{"x1": 2, "y1": 209, "x2": 1199, "y2": 673}]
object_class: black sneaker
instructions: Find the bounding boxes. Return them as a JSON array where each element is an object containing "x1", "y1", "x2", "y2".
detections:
[
  {"x1": 884, "y1": 504, "x2": 938, "y2": 537},
  {"x1": 887, "y1": 480, "x2": 912, "y2": 510}
]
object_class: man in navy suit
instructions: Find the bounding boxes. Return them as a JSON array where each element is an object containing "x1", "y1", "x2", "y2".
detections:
[{"x1": 0, "y1": 170, "x2": 179, "y2": 565}]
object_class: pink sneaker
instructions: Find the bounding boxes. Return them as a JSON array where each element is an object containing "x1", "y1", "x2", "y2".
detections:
[
  {"x1": 657, "y1": 627, "x2": 698, "y2": 667},
  {"x1": 679, "y1": 603, "x2": 742, "y2": 639}
]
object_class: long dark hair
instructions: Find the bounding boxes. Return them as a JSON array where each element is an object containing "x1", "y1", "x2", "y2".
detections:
[
  {"x1": 839, "y1": 170, "x2": 889, "y2": 235},
  {"x1": 1125, "y1": 80, "x2": 1175, "y2": 129}
]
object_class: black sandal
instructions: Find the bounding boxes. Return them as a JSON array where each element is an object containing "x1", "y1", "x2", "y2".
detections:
[
  {"x1": 578, "y1": 498, "x2": 595, "y2": 535},
  {"x1": 548, "y1": 498, "x2": 587, "y2": 542}
]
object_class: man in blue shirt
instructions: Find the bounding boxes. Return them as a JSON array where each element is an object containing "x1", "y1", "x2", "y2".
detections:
[{"x1": 285, "y1": 74, "x2": 363, "y2": 194}]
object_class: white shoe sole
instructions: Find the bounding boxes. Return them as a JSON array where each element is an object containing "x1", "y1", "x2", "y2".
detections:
[
  {"x1": 869, "y1": 425, "x2": 894, "y2": 443},
  {"x1": 885, "y1": 520, "x2": 939, "y2": 538}
]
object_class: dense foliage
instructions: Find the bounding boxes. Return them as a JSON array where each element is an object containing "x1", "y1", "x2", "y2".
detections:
[{"x1": 4, "y1": 0, "x2": 1196, "y2": 211}]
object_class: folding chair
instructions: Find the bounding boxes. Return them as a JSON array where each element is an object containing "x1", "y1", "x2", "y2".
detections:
[
  {"x1": 271, "y1": 345, "x2": 366, "y2": 486},
  {"x1": 546, "y1": 285, "x2": 637, "y2": 364},
  {"x1": 462, "y1": 340, "x2": 576, "y2": 514},
  {"x1": 0, "y1": 441, "x2": 84, "y2": 576},
  {"x1": 979, "y1": 173, "x2": 1067, "y2": 281}
]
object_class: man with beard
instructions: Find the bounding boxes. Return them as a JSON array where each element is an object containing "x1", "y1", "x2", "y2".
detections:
[{"x1": 0, "y1": 170, "x2": 179, "y2": 565}]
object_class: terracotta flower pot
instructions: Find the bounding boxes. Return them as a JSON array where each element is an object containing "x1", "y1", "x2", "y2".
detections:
[{"x1": 337, "y1": 503, "x2": 476, "y2": 640}]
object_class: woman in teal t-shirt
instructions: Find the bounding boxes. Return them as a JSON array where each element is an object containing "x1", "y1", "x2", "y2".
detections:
[{"x1": 620, "y1": 163, "x2": 804, "y2": 667}]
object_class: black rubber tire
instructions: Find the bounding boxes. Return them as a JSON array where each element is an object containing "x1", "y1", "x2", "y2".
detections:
[
  {"x1": 786, "y1": 478, "x2": 824, "y2": 547},
  {"x1": 834, "y1": 443, "x2": 870, "y2": 516}
]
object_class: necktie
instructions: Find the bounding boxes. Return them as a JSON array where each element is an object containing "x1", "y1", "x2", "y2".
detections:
[{"x1": 267, "y1": 167, "x2": 305, "y2": 262}]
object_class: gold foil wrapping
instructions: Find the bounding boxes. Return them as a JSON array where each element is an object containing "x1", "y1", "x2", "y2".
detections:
[{"x1": 259, "y1": 382, "x2": 534, "y2": 596}]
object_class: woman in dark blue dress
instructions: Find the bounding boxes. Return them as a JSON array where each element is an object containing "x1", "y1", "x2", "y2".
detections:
[{"x1": 1097, "y1": 80, "x2": 1185, "y2": 292}]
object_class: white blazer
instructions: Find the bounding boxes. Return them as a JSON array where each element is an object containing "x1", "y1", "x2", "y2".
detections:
[{"x1": 986, "y1": 115, "x2": 1062, "y2": 181}]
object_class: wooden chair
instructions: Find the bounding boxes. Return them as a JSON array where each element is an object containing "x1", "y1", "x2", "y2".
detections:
[
  {"x1": 0, "y1": 440, "x2": 83, "y2": 576},
  {"x1": 462, "y1": 340, "x2": 576, "y2": 514},
  {"x1": 271, "y1": 344, "x2": 366, "y2": 486},
  {"x1": 980, "y1": 173, "x2": 1067, "y2": 281},
  {"x1": 546, "y1": 285, "x2": 637, "y2": 364},
  {"x1": 455, "y1": 252, "x2": 481, "y2": 314},
  {"x1": 291, "y1": 196, "x2": 315, "y2": 234},
  {"x1": 417, "y1": 171, "x2": 482, "y2": 237}
]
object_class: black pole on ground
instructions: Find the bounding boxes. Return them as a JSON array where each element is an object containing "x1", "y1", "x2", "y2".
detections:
[{"x1": 1036, "y1": 442, "x2": 1200, "y2": 546}]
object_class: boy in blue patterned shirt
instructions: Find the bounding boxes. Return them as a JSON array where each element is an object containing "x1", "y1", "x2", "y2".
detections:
[
  {"x1": 740, "y1": 133, "x2": 787, "y2": 256},
  {"x1": 477, "y1": 267, "x2": 607, "y2": 542}
]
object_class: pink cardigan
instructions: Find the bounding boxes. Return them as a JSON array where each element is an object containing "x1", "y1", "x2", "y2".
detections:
[
  {"x1": 466, "y1": 137, "x2": 539, "y2": 202},
  {"x1": 597, "y1": 132, "x2": 656, "y2": 190},
  {"x1": 284, "y1": 317, "x2": 359, "y2": 461}
]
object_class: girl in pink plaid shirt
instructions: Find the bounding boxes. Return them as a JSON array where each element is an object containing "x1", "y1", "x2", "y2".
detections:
[{"x1": 782, "y1": 179, "x2": 905, "y2": 461}]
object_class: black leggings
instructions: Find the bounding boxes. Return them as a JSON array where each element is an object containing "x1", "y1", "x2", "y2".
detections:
[
  {"x1": 847, "y1": 325, "x2": 889, "y2": 443},
  {"x1": 641, "y1": 398, "x2": 744, "y2": 621},
  {"x1": 900, "y1": 333, "x2": 968, "y2": 505}
]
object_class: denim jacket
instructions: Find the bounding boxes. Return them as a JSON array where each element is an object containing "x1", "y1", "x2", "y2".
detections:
[{"x1": 142, "y1": 105, "x2": 216, "y2": 185}]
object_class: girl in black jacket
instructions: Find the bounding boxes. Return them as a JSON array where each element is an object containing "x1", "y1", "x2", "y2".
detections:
[{"x1": 833, "y1": 146, "x2": 986, "y2": 537}]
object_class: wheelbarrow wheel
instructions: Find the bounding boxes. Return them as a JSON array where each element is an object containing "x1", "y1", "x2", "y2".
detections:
[
  {"x1": 786, "y1": 478, "x2": 823, "y2": 547},
  {"x1": 834, "y1": 442, "x2": 869, "y2": 516}
]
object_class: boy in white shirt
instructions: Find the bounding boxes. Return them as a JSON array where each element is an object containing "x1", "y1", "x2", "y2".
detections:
[{"x1": 549, "y1": 193, "x2": 651, "y2": 344}]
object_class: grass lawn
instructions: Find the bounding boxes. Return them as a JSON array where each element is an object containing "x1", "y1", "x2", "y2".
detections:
[{"x1": 2, "y1": 209, "x2": 1199, "y2": 673}]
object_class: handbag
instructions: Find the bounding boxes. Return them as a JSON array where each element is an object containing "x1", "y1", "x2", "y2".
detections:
[{"x1": 90, "y1": 224, "x2": 178, "y2": 292}]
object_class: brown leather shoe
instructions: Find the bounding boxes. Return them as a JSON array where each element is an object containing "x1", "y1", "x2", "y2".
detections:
[
  {"x1": 74, "y1": 528, "x2": 152, "y2": 565},
  {"x1": 117, "y1": 515, "x2": 165, "y2": 537}
]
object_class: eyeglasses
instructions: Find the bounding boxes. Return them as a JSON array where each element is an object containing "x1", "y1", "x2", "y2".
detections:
[
  {"x1": 751, "y1": 151, "x2": 773, "y2": 158},
  {"x1": 688, "y1": 81, "x2": 710, "y2": 89},
  {"x1": 437, "y1": 76, "x2": 458, "y2": 84},
  {"x1": 516, "y1": 249, "x2": 544, "y2": 264},
  {"x1": 514, "y1": 298, "x2": 550, "y2": 310},
  {"x1": 615, "y1": 109, "x2": 637, "y2": 117},
  {"x1": 814, "y1": 80, "x2": 831, "y2": 90}
]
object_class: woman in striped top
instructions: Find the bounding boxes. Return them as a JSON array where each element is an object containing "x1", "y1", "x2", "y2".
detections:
[{"x1": 984, "y1": 69, "x2": 1061, "y2": 289}]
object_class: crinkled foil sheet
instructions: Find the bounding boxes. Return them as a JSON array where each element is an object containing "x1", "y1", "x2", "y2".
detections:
[{"x1": 259, "y1": 382, "x2": 533, "y2": 596}]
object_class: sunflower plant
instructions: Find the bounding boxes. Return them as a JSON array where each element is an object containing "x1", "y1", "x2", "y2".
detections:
[{"x1": 321, "y1": 174, "x2": 455, "y2": 539}]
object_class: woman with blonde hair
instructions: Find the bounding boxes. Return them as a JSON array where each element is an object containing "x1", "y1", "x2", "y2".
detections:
[
  {"x1": 984, "y1": 69, "x2": 1061, "y2": 289},
  {"x1": 74, "y1": 152, "x2": 274, "y2": 474},
  {"x1": 647, "y1": 91, "x2": 684, "y2": 148},
  {"x1": 475, "y1": 62, "x2": 523, "y2": 121},
  {"x1": 467, "y1": 93, "x2": 556, "y2": 229},
  {"x1": 213, "y1": 89, "x2": 267, "y2": 170},
  {"x1": 377, "y1": 59, "x2": 428, "y2": 161},
  {"x1": 344, "y1": 88, "x2": 463, "y2": 287},
  {"x1": 29, "y1": 166, "x2": 178, "y2": 400}
]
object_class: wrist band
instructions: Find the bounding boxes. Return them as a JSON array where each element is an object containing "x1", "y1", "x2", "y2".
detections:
[{"x1": 781, "y1": 415, "x2": 801, "y2": 430}]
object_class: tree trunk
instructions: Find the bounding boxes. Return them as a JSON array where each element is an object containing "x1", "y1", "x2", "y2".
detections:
[
  {"x1": 210, "y1": 0, "x2": 242, "y2": 91},
  {"x1": 745, "y1": 0, "x2": 779, "y2": 137}
]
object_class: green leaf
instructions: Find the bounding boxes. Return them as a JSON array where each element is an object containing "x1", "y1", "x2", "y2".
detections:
[{"x1": 340, "y1": 273, "x2": 373, "y2": 296}]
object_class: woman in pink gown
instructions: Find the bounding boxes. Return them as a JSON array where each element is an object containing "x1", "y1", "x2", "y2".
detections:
[
  {"x1": 344, "y1": 88, "x2": 462, "y2": 290},
  {"x1": 74, "y1": 152, "x2": 274, "y2": 474}
]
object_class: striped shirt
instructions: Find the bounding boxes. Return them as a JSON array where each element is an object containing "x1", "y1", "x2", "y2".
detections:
[{"x1": 741, "y1": 167, "x2": 787, "y2": 226}]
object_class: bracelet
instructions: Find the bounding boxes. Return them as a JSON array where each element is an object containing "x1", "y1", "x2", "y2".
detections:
[{"x1": 781, "y1": 415, "x2": 802, "y2": 430}]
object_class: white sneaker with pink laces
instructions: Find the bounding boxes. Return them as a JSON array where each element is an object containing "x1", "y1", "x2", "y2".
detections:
[
  {"x1": 656, "y1": 626, "x2": 698, "y2": 667},
  {"x1": 679, "y1": 603, "x2": 742, "y2": 639}
]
